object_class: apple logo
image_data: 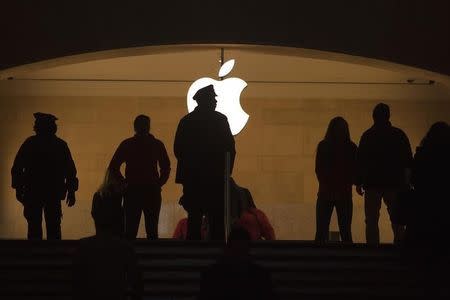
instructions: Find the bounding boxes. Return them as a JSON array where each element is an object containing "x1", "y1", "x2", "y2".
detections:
[{"x1": 187, "y1": 59, "x2": 249, "y2": 135}]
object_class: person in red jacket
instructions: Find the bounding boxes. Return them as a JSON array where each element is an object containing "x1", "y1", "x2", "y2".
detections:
[
  {"x1": 231, "y1": 179, "x2": 275, "y2": 241},
  {"x1": 172, "y1": 216, "x2": 207, "y2": 240},
  {"x1": 109, "y1": 115, "x2": 170, "y2": 240}
]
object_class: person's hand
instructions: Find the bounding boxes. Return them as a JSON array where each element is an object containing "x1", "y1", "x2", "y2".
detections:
[
  {"x1": 356, "y1": 185, "x2": 365, "y2": 196},
  {"x1": 66, "y1": 191, "x2": 76, "y2": 207},
  {"x1": 15, "y1": 188, "x2": 25, "y2": 204}
]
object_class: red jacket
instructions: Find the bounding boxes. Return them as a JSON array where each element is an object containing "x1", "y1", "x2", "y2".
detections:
[
  {"x1": 172, "y1": 218, "x2": 207, "y2": 240},
  {"x1": 109, "y1": 134, "x2": 170, "y2": 186},
  {"x1": 236, "y1": 208, "x2": 275, "y2": 241}
]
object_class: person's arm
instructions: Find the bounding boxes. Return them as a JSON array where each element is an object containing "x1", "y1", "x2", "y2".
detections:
[
  {"x1": 400, "y1": 131, "x2": 413, "y2": 186},
  {"x1": 158, "y1": 141, "x2": 171, "y2": 187},
  {"x1": 221, "y1": 117, "x2": 236, "y2": 174},
  {"x1": 64, "y1": 142, "x2": 78, "y2": 207},
  {"x1": 11, "y1": 140, "x2": 29, "y2": 203},
  {"x1": 109, "y1": 141, "x2": 127, "y2": 181},
  {"x1": 257, "y1": 209, "x2": 276, "y2": 240},
  {"x1": 315, "y1": 141, "x2": 327, "y2": 182},
  {"x1": 350, "y1": 142, "x2": 358, "y2": 185},
  {"x1": 173, "y1": 120, "x2": 185, "y2": 160},
  {"x1": 172, "y1": 219, "x2": 186, "y2": 239},
  {"x1": 355, "y1": 133, "x2": 368, "y2": 195}
]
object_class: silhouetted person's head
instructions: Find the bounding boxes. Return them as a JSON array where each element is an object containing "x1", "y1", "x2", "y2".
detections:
[
  {"x1": 33, "y1": 112, "x2": 57, "y2": 136},
  {"x1": 225, "y1": 226, "x2": 251, "y2": 258},
  {"x1": 134, "y1": 115, "x2": 150, "y2": 135},
  {"x1": 420, "y1": 121, "x2": 450, "y2": 149},
  {"x1": 193, "y1": 85, "x2": 217, "y2": 111},
  {"x1": 98, "y1": 168, "x2": 126, "y2": 198},
  {"x1": 325, "y1": 116, "x2": 350, "y2": 143},
  {"x1": 372, "y1": 103, "x2": 390, "y2": 125},
  {"x1": 91, "y1": 192, "x2": 116, "y2": 235}
]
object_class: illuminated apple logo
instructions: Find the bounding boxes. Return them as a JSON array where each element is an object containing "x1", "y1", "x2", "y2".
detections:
[{"x1": 187, "y1": 59, "x2": 248, "y2": 135}]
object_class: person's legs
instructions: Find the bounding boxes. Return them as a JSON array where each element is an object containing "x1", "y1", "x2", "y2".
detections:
[
  {"x1": 124, "y1": 186, "x2": 142, "y2": 240},
  {"x1": 187, "y1": 209, "x2": 203, "y2": 240},
  {"x1": 364, "y1": 188, "x2": 383, "y2": 245},
  {"x1": 335, "y1": 192, "x2": 353, "y2": 243},
  {"x1": 44, "y1": 197, "x2": 62, "y2": 240},
  {"x1": 142, "y1": 185, "x2": 162, "y2": 240},
  {"x1": 383, "y1": 189, "x2": 405, "y2": 245},
  {"x1": 183, "y1": 184, "x2": 204, "y2": 240},
  {"x1": 315, "y1": 192, "x2": 335, "y2": 243},
  {"x1": 23, "y1": 198, "x2": 44, "y2": 240},
  {"x1": 206, "y1": 182, "x2": 225, "y2": 241}
]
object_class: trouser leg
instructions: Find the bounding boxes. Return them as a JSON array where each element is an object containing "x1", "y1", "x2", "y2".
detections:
[
  {"x1": 44, "y1": 198, "x2": 62, "y2": 240},
  {"x1": 124, "y1": 187, "x2": 142, "y2": 240},
  {"x1": 23, "y1": 199, "x2": 44, "y2": 240},
  {"x1": 206, "y1": 183, "x2": 225, "y2": 241},
  {"x1": 143, "y1": 186, "x2": 162, "y2": 240},
  {"x1": 315, "y1": 193, "x2": 335, "y2": 243},
  {"x1": 335, "y1": 193, "x2": 353, "y2": 243},
  {"x1": 383, "y1": 189, "x2": 405, "y2": 245},
  {"x1": 364, "y1": 188, "x2": 383, "y2": 245},
  {"x1": 187, "y1": 209, "x2": 203, "y2": 240}
]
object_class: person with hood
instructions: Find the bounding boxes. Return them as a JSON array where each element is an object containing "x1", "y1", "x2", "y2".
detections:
[
  {"x1": 174, "y1": 85, "x2": 235, "y2": 240},
  {"x1": 315, "y1": 117, "x2": 357, "y2": 244},
  {"x1": 356, "y1": 103, "x2": 413, "y2": 245},
  {"x1": 11, "y1": 112, "x2": 78, "y2": 240},
  {"x1": 406, "y1": 121, "x2": 450, "y2": 249},
  {"x1": 109, "y1": 115, "x2": 170, "y2": 240}
]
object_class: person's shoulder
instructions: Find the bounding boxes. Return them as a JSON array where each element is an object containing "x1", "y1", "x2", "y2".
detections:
[
  {"x1": 391, "y1": 126, "x2": 407, "y2": 137},
  {"x1": 212, "y1": 110, "x2": 228, "y2": 121},
  {"x1": 118, "y1": 136, "x2": 134, "y2": 147},
  {"x1": 318, "y1": 139, "x2": 328, "y2": 148},
  {"x1": 22, "y1": 136, "x2": 37, "y2": 145},
  {"x1": 55, "y1": 136, "x2": 69, "y2": 146},
  {"x1": 152, "y1": 136, "x2": 166, "y2": 147}
]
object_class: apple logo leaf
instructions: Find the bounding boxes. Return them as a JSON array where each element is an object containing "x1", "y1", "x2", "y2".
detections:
[{"x1": 218, "y1": 59, "x2": 235, "y2": 78}]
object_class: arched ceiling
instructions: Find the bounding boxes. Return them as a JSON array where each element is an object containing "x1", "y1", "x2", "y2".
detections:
[{"x1": 0, "y1": 1, "x2": 449, "y2": 75}]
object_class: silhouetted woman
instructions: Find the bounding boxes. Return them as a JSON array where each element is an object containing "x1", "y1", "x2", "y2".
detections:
[
  {"x1": 92, "y1": 168, "x2": 126, "y2": 237},
  {"x1": 315, "y1": 117, "x2": 357, "y2": 243},
  {"x1": 406, "y1": 122, "x2": 450, "y2": 250}
]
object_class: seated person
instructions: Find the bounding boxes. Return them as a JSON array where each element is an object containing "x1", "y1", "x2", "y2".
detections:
[
  {"x1": 198, "y1": 226, "x2": 277, "y2": 300},
  {"x1": 72, "y1": 189, "x2": 142, "y2": 300},
  {"x1": 173, "y1": 215, "x2": 207, "y2": 240},
  {"x1": 231, "y1": 179, "x2": 275, "y2": 240}
]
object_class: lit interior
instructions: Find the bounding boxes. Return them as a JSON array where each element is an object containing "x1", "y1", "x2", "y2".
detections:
[{"x1": 1, "y1": 45, "x2": 449, "y2": 241}]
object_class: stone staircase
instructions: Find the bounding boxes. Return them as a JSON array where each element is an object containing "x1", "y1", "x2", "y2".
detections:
[{"x1": 0, "y1": 239, "x2": 447, "y2": 299}]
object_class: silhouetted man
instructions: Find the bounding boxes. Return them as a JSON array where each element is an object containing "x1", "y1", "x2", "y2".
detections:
[
  {"x1": 73, "y1": 189, "x2": 142, "y2": 300},
  {"x1": 198, "y1": 226, "x2": 276, "y2": 300},
  {"x1": 109, "y1": 115, "x2": 170, "y2": 240},
  {"x1": 356, "y1": 103, "x2": 413, "y2": 245},
  {"x1": 174, "y1": 85, "x2": 235, "y2": 240},
  {"x1": 11, "y1": 112, "x2": 78, "y2": 240}
]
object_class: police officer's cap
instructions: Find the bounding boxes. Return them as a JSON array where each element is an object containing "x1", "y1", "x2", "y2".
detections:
[
  {"x1": 33, "y1": 112, "x2": 58, "y2": 123},
  {"x1": 193, "y1": 84, "x2": 216, "y2": 102}
]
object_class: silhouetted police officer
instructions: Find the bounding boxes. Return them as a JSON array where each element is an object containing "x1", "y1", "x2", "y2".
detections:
[
  {"x1": 174, "y1": 85, "x2": 235, "y2": 240},
  {"x1": 11, "y1": 113, "x2": 78, "y2": 240}
]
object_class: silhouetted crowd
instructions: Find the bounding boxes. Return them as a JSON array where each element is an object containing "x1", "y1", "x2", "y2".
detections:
[{"x1": 10, "y1": 84, "x2": 450, "y2": 299}]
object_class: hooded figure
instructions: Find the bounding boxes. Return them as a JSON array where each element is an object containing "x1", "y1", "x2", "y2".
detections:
[{"x1": 11, "y1": 112, "x2": 78, "y2": 240}]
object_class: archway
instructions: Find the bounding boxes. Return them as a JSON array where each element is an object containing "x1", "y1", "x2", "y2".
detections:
[{"x1": 1, "y1": 44, "x2": 449, "y2": 241}]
